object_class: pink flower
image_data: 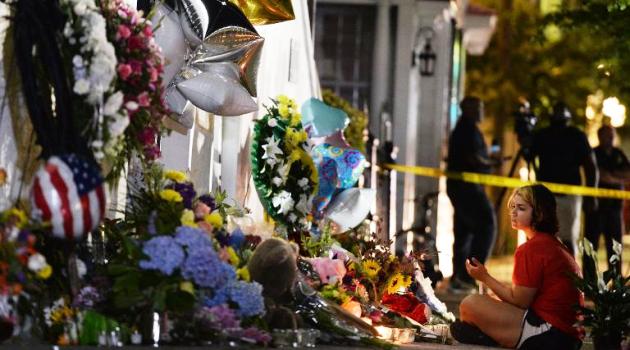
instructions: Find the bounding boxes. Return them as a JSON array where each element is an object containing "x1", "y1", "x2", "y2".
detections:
[
  {"x1": 143, "y1": 25, "x2": 153, "y2": 37},
  {"x1": 148, "y1": 67, "x2": 158, "y2": 82},
  {"x1": 128, "y1": 36, "x2": 144, "y2": 51},
  {"x1": 129, "y1": 60, "x2": 143, "y2": 74},
  {"x1": 138, "y1": 92, "x2": 150, "y2": 107},
  {"x1": 194, "y1": 202, "x2": 211, "y2": 219},
  {"x1": 138, "y1": 127, "x2": 156, "y2": 145},
  {"x1": 144, "y1": 145, "x2": 161, "y2": 160},
  {"x1": 117, "y1": 25, "x2": 132, "y2": 40},
  {"x1": 117, "y1": 64, "x2": 132, "y2": 81}
]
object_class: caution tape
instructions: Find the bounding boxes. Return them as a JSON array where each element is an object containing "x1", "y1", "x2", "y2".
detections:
[{"x1": 384, "y1": 163, "x2": 630, "y2": 200}]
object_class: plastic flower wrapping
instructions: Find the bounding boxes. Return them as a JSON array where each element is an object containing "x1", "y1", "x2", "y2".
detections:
[{"x1": 251, "y1": 96, "x2": 319, "y2": 235}]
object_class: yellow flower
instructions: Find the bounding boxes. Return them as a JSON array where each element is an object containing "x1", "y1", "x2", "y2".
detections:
[
  {"x1": 237, "y1": 267, "x2": 250, "y2": 281},
  {"x1": 226, "y1": 247, "x2": 240, "y2": 266},
  {"x1": 204, "y1": 211, "x2": 223, "y2": 229},
  {"x1": 3, "y1": 208, "x2": 28, "y2": 228},
  {"x1": 289, "y1": 113, "x2": 302, "y2": 127},
  {"x1": 386, "y1": 273, "x2": 412, "y2": 294},
  {"x1": 159, "y1": 189, "x2": 182, "y2": 202},
  {"x1": 278, "y1": 104, "x2": 290, "y2": 118},
  {"x1": 180, "y1": 209, "x2": 198, "y2": 228},
  {"x1": 362, "y1": 260, "x2": 380, "y2": 279},
  {"x1": 289, "y1": 150, "x2": 301, "y2": 163},
  {"x1": 37, "y1": 265, "x2": 52, "y2": 279},
  {"x1": 277, "y1": 95, "x2": 290, "y2": 105},
  {"x1": 165, "y1": 170, "x2": 187, "y2": 183},
  {"x1": 180, "y1": 281, "x2": 195, "y2": 294},
  {"x1": 285, "y1": 127, "x2": 301, "y2": 147}
]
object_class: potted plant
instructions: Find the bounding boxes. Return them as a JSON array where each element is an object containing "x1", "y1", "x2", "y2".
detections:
[{"x1": 575, "y1": 238, "x2": 629, "y2": 350}]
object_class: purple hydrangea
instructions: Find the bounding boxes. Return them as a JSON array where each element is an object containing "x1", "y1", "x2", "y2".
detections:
[
  {"x1": 180, "y1": 247, "x2": 235, "y2": 288},
  {"x1": 74, "y1": 286, "x2": 103, "y2": 308},
  {"x1": 166, "y1": 182, "x2": 196, "y2": 209},
  {"x1": 197, "y1": 194, "x2": 216, "y2": 211},
  {"x1": 139, "y1": 236, "x2": 185, "y2": 275},
  {"x1": 195, "y1": 305, "x2": 240, "y2": 330},
  {"x1": 174, "y1": 226, "x2": 212, "y2": 252},
  {"x1": 221, "y1": 280, "x2": 265, "y2": 317}
]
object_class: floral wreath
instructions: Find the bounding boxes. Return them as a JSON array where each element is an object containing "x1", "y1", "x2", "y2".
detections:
[
  {"x1": 59, "y1": 0, "x2": 122, "y2": 163},
  {"x1": 251, "y1": 96, "x2": 318, "y2": 232},
  {"x1": 100, "y1": 0, "x2": 169, "y2": 180}
]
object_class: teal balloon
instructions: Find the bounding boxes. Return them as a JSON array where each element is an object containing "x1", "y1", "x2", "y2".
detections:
[{"x1": 301, "y1": 98, "x2": 349, "y2": 137}]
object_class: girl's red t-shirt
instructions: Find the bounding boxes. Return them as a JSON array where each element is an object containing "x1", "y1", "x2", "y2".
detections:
[{"x1": 512, "y1": 233, "x2": 584, "y2": 339}]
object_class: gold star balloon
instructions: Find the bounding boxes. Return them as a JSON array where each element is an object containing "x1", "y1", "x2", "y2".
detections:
[{"x1": 228, "y1": 0, "x2": 295, "y2": 25}]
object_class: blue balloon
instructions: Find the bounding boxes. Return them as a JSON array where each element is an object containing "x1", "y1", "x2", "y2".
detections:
[{"x1": 301, "y1": 98, "x2": 350, "y2": 137}]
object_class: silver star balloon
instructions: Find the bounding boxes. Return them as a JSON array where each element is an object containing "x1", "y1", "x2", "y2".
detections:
[{"x1": 191, "y1": 26, "x2": 264, "y2": 97}]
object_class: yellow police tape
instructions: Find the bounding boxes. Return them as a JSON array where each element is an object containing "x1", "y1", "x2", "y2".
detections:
[{"x1": 384, "y1": 163, "x2": 630, "y2": 200}]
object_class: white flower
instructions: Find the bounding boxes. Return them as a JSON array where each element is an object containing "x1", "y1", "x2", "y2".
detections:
[
  {"x1": 295, "y1": 194, "x2": 310, "y2": 214},
  {"x1": 109, "y1": 114, "x2": 130, "y2": 137},
  {"x1": 277, "y1": 161, "x2": 291, "y2": 179},
  {"x1": 28, "y1": 253, "x2": 47, "y2": 272},
  {"x1": 288, "y1": 213, "x2": 297, "y2": 222},
  {"x1": 272, "y1": 177, "x2": 283, "y2": 187},
  {"x1": 103, "y1": 91, "x2": 124, "y2": 116},
  {"x1": 125, "y1": 101, "x2": 139, "y2": 111},
  {"x1": 63, "y1": 22, "x2": 74, "y2": 38},
  {"x1": 262, "y1": 135, "x2": 283, "y2": 161},
  {"x1": 266, "y1": 158, "x2": 278, "y2": 167},
  {"x1": 272, "y1": 191, "x2": 295, "y2": 215},
  {"x1": 73, "y1": 79, "x2": 90, "y2": 95},
  {"x1": 267, "y1": 118, "x2": 278, "y2": 127},
  {"x1": 297, "y1": 178, "x2": 309, "y2": 187},
  {"x1": 92, "y1": 140, "x2": 103, "y2": 148},
  {"x1": 76, "y1": 259, "x2": 87, "y2": 279},
  {"x1": 74, "y1": 2, "x2": 87, "y2": 15},
  {"x1": 72, "y1": 55, "x2": 84, "y2": 67}
]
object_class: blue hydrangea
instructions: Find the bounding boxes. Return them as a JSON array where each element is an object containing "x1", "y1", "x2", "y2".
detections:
[
  {"x1": 228, "y1": 229, "x2": 245, "y2": 249},
  {"x1": 201, "y1": 288, "x2": 229, "y2": 308},
  {"x1": 139, "y1": 236, "x2": 184, "y2": 275},
  {"x1": 223, "y1": 280, "x2": 265, "y2": 317},
  {"x1": 180, "y1": 247, "x2": 236, "y2": 288},
  {"x1": 174, "y1": 226, "x2": 213, "y2": 253}
]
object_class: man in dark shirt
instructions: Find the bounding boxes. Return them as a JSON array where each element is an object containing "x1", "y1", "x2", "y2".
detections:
[
  {"x1": 446, "y1": 97, "x2": 499, "y2": 292},
  {"x1": 584, "y1": 125, "x2": 629, "y2": 272},
  {"x1": 530, "y1": 102, "x2": 598, "y2": 256}
]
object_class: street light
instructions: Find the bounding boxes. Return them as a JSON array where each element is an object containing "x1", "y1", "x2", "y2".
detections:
[{"x1": 414, "y1": 27, "x2": 436, "y2": 77}]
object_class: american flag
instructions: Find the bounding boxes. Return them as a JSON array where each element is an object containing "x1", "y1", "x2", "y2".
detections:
[{"x1": 31, "y1": 154, "x2": 107, "y2": 240}]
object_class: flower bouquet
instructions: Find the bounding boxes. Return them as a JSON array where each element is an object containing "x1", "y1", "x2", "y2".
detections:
[
  {"x1": 0, "y1": 208, "x2": 52, "y2": 342},
  {"x1": 575, "y1": 238, "x2": 629, "y2": 350},
  {"x1": 99, "y1": 166, "x2": 268, "y2": 345}
]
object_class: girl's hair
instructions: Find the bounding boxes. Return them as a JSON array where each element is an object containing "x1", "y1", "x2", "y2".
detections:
[{"x1": 508, "y1": 184, "x2": 559, "y2": 234}]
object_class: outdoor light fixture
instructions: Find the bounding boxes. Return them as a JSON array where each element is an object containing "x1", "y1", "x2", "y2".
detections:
[{"x1": 414, "y1": 27, "x2": 437, "y2": 77}]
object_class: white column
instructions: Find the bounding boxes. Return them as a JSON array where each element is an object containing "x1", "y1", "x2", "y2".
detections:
[
  {"x1": 392, "y1": 0, "x2": 415, "y2": 238},
  {"x1": 370, "y1": 0, "x2": 390, "y2": 137}
]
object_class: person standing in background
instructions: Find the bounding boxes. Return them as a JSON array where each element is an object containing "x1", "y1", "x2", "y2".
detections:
[
  {"x1": 530, "y1": 102, "x2": 598, "y2": 256},
  {"x1": 584, "y1": 124, "x2": 629, "y2": 272},
  {"x1": 446, "y1": 96, "x2": 502, "y2": 292}
]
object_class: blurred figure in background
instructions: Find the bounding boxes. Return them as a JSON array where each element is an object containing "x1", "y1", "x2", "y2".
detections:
[
  {"x1": 584, "y1": 124, "x2": 629, "y2": 272},
  {"x1": 530, "y1": 102, "x2": 598, "y2": 256},
  {"x1": 446, "y1": 96, "x2": 502, "y2": 293}
]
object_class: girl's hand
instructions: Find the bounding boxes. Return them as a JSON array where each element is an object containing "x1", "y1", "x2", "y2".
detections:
[{"x1": 465, "y1": 257, "x2": 488, "y2": 282}]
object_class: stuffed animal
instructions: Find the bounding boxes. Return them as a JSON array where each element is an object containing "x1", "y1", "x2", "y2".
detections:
[
  {"x1": 248, "y1": 238, "x2": 299, "y2": 300},
  {"x1": 306, "y1": 257, "x2": 346, "y2": 285}
]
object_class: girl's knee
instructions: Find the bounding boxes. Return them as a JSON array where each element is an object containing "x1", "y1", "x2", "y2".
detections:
[{"x1": 459, "y1": 295, "x2": 480, "y2": 320}]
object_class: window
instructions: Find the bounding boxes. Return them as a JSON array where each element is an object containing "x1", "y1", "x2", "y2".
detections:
[{"x1": 314, "y1": 4, "x2": 376, "y2": 110}]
